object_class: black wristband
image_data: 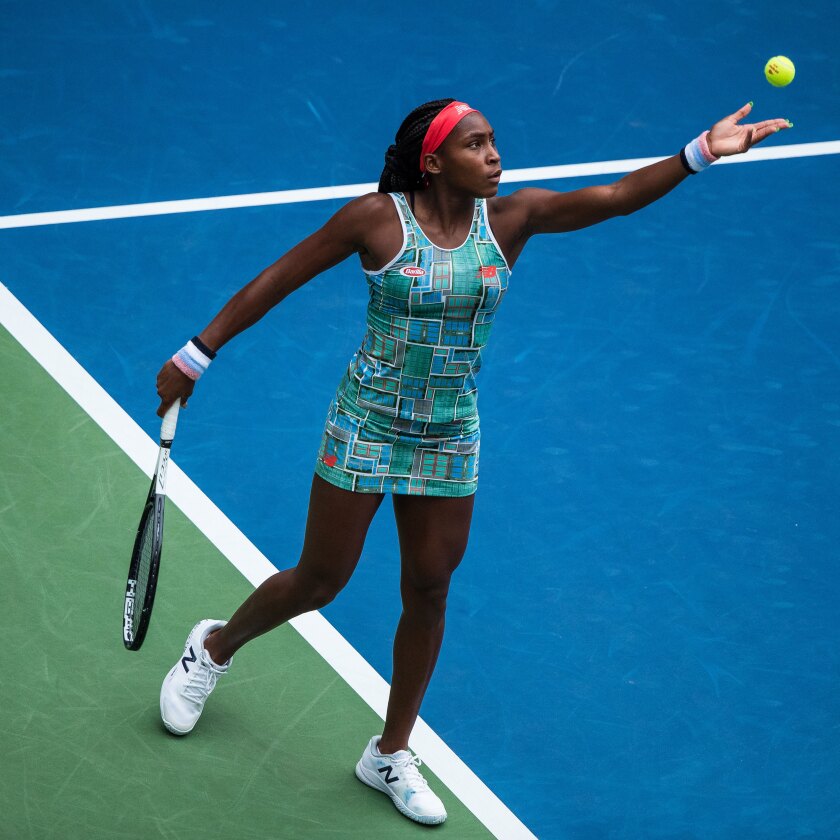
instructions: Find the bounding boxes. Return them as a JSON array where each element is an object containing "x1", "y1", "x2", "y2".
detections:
[
  {"x1": 679, "y1": 147, "x2": 696, "y2": 175},
  {"x1": 191, "y1": 335, "x2": 217, "y2": 359}
]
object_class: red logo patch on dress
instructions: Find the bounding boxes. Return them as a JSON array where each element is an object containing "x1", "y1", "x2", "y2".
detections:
[
  {"x1": 477, "y1": 266, "x2": 498, "y2": 279},
  {"x1": 323, "y1": 454, "x2": 338, "y2": 467},
  {"x1": 400, "y1": 267, "x2": 426, "y2": 277}
]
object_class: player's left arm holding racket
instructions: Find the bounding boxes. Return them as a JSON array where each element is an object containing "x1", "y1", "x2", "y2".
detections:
[{"x1": 131, "y1": 194, "x2": 393, "y2": 650}]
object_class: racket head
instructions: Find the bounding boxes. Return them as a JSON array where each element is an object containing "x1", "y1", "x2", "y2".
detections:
[{"x1": 123, "y1": 489, "x2": 165, "y2": 650}]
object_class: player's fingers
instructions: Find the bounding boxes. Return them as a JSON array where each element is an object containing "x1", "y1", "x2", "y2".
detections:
[
  {"x1": 157, "y1": 389, "x2": 187, "y2": 417},
  {"x1": 750, "y1": 121, "x2": 792, "y2": 145},
  {"x1": 751, "y1": 118, "x2": 790, "y2": 132},
  {"x1": 740, "y1": 126, "x2": 755, "y2": 153},
  {"x1": 725, "y1": 101, "x2": 753, "y2": 124}
]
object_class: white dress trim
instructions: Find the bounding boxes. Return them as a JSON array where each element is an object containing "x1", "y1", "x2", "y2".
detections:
[
  {"x1": 481, "y1": 198, "x2": 512, "y2": 273},
  {"x1": 362, "y1": 192, "x2": 408, "y2": 275}
]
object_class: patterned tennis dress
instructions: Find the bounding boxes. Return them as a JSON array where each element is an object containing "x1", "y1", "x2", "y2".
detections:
[{"x1": 315, "y1": 192, "x2": 510, "y2": 496}]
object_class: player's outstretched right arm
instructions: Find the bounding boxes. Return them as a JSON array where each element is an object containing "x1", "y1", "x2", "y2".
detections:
[
  {"x1": 502, "y1": 103, "x2": 792, "y2": 243},
  {"x1": 155, "y1": 193, "x2": 392, "y2": 416}
]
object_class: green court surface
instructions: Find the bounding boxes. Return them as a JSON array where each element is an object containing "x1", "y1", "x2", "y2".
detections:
[{"x1": 0, "y1": 325, "x2": 493, "y2": 839}]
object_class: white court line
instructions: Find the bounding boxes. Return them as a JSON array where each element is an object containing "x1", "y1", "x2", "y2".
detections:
[
  {"x1": 1, "y1": 140, "x2": 837, "y2": 230},
  {"x1": 0, "y1": 282, "x2": 537, "y2": 840}
]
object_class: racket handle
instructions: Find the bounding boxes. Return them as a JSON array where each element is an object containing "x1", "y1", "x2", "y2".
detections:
[{"x1": 160, "y1": 400, "x2": 180, "y2": 442}]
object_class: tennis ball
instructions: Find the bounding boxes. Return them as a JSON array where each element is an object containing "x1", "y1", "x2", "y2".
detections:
[{"x1": 765, "y1": 55, "x2": 795, "y2": 87}]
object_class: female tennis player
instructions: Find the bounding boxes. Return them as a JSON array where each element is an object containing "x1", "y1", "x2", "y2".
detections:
[{"x1": 155, "y1": 99, "x2": 790, "y2": 825}]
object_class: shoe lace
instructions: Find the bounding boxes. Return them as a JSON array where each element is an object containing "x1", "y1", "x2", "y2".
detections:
[
  {"x1": 183, "y1": 659, "x2": 220, "y2": 705},
  {"x1": 391, "y1": 753, "x2": 430, "y2": 792}
]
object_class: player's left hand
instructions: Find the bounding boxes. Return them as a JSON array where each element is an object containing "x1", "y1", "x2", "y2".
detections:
[{"x1": 708, "y1": 102, "x2": 792, "y2": 156}]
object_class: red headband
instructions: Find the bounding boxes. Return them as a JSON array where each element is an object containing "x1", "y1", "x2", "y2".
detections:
[{"x1": 419, "y1": 101, "x2": 478, "y2": 173}]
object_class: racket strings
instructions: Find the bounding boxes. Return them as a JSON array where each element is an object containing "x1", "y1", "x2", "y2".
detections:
[{"x1": 132, "y1": 516, "x2": 155, "y2": 633}]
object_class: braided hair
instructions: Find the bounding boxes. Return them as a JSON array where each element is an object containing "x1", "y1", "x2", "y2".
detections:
[{"x1": 377, "y1": 98, "x2": 454, "y2": 193}]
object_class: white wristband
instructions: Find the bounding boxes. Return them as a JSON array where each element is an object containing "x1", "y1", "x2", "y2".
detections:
[
  {"x1": 171, "y1": 336, "x2": 216, "y2": 380},
  {"x1": 681, "y1": 130, "x2": 719, "y2": 173}
]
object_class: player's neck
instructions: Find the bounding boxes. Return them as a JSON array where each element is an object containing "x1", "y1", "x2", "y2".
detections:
[{"x1": 413, "y1": 187, "x2": 474, "y2": 241}]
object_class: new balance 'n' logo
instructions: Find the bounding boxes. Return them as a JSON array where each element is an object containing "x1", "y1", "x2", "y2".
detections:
[
  {"x1": 181, "y1": 645, "x2": 197, "y2": 672},
  {"x1": 377, "y1": 766, "x2": 400, "y2": 785}
]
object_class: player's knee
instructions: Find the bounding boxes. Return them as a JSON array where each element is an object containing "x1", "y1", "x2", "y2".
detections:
[
  {"x1": 402, "y1": 568, "x2": 454, "y2": 616},
  {"x1": 309, "y1": 576, "x2": 349, "y2": 609},
  {"x1": 293, "y1": 567, "x2": 348, "y2": 610},
  {"x1": 307, "y1": 585, "x2": 341, "y2": 610}
]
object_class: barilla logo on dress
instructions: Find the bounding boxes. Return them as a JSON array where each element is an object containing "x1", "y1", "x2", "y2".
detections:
[
  {"x1": 476, "y1": 266, "x2": 498, "y2": 279},
  {"x1": 400, "y1": 267, "x2": 426, "y2": 277}
]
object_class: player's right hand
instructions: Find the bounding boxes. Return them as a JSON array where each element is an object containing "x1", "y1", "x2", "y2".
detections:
[{"x1": 156, "y1": 360, "x2": 195, "y2": 417}]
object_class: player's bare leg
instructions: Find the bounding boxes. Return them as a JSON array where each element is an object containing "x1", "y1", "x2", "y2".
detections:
[
  {"x1": 204, "y1": 474, "x2": 385, "y2": 665},
  {"x1": 379, "y1": 492, "x2": 475, "y2": 753},
  {"x1": 162, "y1": 474, "x2": 384, "y2": 734},
  {"x1": 353, "y1": 492, "x2": 474, "y2": 825}
]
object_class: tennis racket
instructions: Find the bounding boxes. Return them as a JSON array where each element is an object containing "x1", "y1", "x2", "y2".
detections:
[{"x1": 123, "y1": 401, "x2": 180, "y2": 650}]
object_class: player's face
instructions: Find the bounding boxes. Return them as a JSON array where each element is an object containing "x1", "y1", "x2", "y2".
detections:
[{"x1": 434, "y1": 112, "x2": 502, "y2": 197}]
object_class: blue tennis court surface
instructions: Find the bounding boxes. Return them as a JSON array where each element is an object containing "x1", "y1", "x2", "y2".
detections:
[{"x1": 3, "y1": 2, "x2": 839, "y2": 837}]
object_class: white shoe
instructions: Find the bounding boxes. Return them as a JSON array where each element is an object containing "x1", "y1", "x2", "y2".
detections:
[
  {"x1": 355, "y1": 735, "x2": 447, "y2": 825},
  {"x1": 160, "y1": 619, "x2": 229, "y2": 735}
]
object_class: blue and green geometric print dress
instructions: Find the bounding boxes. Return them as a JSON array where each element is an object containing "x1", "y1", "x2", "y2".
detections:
[{"x1": 315, "y1": 192, "x2": 510, "y2": 496}]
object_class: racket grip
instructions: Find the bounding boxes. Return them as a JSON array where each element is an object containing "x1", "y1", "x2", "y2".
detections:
[{"x1": 160, "y1": 401, "x2": 180, "y2": 442}]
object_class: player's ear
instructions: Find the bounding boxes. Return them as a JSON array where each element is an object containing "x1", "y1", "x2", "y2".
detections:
[{"x1": 424, "y1": 153, "x2": 443, "y2": 176}]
